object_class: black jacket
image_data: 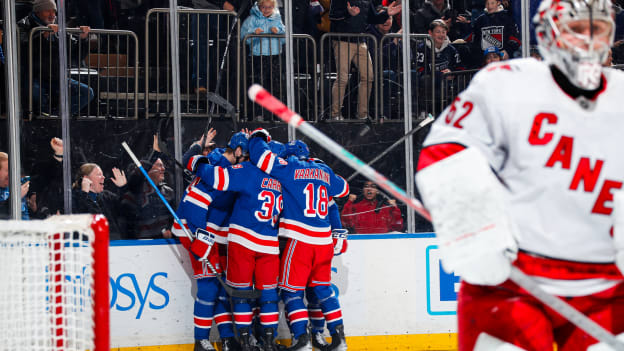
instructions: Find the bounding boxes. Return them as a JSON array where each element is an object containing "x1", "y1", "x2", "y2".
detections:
[
  {"x1": 17, "y1": 12, "x2": 88, "y2": 82},
  {"x1": 329, "y1": 0, "x2": 389, "y2": 34}
]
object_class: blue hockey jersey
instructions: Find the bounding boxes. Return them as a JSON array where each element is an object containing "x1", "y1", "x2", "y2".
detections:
[
  {"x1": 195, "y1": 161, "x2": 282, "y2": 254},
  {"x1": 172, "y1": 148, "x2": 236, "y2": 244},
  {"x1": 249, "y1": 138, "x2": 350, "y2": 245}
]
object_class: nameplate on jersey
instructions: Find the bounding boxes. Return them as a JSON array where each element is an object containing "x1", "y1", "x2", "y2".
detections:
[
  {"x1": 195, "y1": 228, "x2": 216, "y2": 245},
  {"x1": 232, "y1": 164, "x2": 243, "y2": 169}
]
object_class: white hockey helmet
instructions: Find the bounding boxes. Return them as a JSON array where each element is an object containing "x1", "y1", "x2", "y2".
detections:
[{"x1": 534, "y1": 0, "x2": 614, "y2": 89}]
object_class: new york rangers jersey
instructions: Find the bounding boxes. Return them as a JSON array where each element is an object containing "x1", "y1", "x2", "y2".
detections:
[
  {"x1": 249, "y1": 138, "x2": 350, "y2": 245},
  {"x1": 421, "y1": 58, "x2": 624, "y2": 295},
  {"x1": 195, "y1": 161, "x2": 282, "y2": 255},
  {"x1": 173, "y1": 148, "x2": 235, "y2": 244}
]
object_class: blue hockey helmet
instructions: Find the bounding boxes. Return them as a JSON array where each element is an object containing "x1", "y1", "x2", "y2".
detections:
[
  {"x1": 285, "y1": 140, "x2": 310, "y2": 160},
  {"x1": 228, "y1": 132, "x2": 249, "y2": 154},
  {"x1": 268, "y1": 140, "x2": 286, "y2": 157}
]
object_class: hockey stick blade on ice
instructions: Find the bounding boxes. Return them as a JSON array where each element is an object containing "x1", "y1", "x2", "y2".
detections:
[
  {"x1": 246, "y1": 84, "x2": 624, "y2": 350},
  {"x1": 121, "y1": 142, "x2": 260, "y2": 300}
]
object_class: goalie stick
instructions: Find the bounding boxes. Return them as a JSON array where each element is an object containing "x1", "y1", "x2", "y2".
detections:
[
  {"x1": 121, "y1": 142, "x2": 261, "y2": 300},
  {"x1": 247, "y1": 84, "x2": 624, "y2": 351}
]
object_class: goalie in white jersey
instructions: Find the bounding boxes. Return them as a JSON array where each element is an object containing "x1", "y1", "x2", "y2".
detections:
[{"x1": 415, "y1": 0, "x2": 624, "y2": 349}]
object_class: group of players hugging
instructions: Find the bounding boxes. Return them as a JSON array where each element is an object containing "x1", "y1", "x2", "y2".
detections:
[{"x1": 170, "y1": 127, "x2": 350, "y2": 351}]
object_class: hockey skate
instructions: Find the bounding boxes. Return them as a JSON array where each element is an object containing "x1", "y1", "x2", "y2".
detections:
[
  {"x1": 310, "y1": 330, "x2": 328, "y2": 351},
  {"x1": 260, "y1": 328, "x2": 282, "y2": 351},
  {"x1": 194, "y1": 339, "x2": 216, "y2": 351},
  {"x1": 325, "y1": 325, "x2": 347, "y2": 351},
  {"x1": 221, "y1": 336, "x2": 240, "y2": 351},
  {"x1": 286, "y1": 332, "x2": 312, "y2": 351}
]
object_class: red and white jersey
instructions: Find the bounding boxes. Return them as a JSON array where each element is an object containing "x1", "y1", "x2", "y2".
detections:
[{"x1": 422, "y1": 58, "x2": 624, "y2": 295}]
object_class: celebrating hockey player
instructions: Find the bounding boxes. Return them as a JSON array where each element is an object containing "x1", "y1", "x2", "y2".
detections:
[
  {"x1": 248, "y1": 132, "x2": 350, "y2": 351},
  {"x1": 173, "y1": 132, "x2": 250, "y2": 351},
  {"x1": 190, "y1": 138, "x2": 284, "y2": 351},
  {"x1": 415, "y1": 0, "x2": 624, "y2": 349}
]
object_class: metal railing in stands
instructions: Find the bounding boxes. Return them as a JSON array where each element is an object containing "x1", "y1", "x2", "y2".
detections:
[
  {"x1": 378, "y1": 33, "x2": 435, "y2": 120},
  {"x1": 28, "y1": 27, "x2": 139, "y2": 119},
  {"x1": 439, "y1": 69, "x2": 479, "y2": 113},
  {"x1": 319, "y1": 33, "x2": 379, "y2": 122},
  {"x1": 145, "y1": 8, "x2": 240, "y2": 118},
  {"x1": 241, "y1": 33, "x2": 317, "y2": 122}
]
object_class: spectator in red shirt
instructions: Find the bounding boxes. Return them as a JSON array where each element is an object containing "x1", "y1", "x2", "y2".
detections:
[{"x1": 341, "y1": 180, "x2": 404, "y2": 234}]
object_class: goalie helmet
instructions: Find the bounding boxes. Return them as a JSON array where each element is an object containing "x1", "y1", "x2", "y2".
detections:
[{"x1": 534, "y1": 0, "x2": 614, "y2": 90}]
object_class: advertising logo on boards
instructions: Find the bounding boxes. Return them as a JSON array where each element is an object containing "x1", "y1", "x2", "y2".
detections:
[
  {"x1": 109, "y1": 272, "x2": 170, "y2": 319},
  {"x1": 426, "y1": 245, "x2": 459, "y2": 315}
]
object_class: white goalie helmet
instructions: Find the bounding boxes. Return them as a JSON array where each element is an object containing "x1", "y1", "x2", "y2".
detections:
[{"x1": 534, "y1": 0, "x2": 615, "y2": 90}]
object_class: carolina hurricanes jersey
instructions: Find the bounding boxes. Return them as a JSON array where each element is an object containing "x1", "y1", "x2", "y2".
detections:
[
  {"x1": 422, "y1": 58, "x2": 624, "y2": 295},
  {"x1": 173, "y1": 149, "x2": 235, "y2": 244},
  {"x1": 249, "y1": 138, "x2": 350, "y2": 245},
  {"x1": 195, "y1": 161, "x2": 283, "y2": 255}
]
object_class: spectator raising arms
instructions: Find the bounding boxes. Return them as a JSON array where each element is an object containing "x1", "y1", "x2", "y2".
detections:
[
  {"x1": 341, "y1": 181, "x2": 403, "y2": 234},
  {"x1": 72, "y1": 163, "x2": 127, "y2": 240}
]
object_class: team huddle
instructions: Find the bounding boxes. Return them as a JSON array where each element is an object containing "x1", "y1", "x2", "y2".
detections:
[{"x1": 171, "y1": 128, "x2": 349, "y2": 351}]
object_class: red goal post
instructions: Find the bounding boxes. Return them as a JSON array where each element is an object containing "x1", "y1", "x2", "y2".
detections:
[{"x1": 0, "y1": 214, "x2": 109, "y2": 351}]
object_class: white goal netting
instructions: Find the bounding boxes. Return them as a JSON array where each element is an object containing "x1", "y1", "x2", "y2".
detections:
[{"x1": 0, "y1": 214, "x2": 109, "y2": 351}]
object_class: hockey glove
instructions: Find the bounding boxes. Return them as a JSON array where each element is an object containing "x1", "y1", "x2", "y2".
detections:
[
  {"x1": 416, "y1": 148, "x2": 518, "y2": 286},
  {"x1": 332, "y1": 228, "x2": 349, "y2": 256},
  {"x1": 249, "y1": 128, "x2": 271, "y2": 142},
  {"x1": 187, "y1": 155, "x2": 210, "y2": 173},
  {"x1": 190, "y1": 228, "x2": 216, "y2": 261}
]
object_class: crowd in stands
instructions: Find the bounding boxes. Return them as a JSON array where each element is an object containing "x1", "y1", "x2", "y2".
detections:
[
  {"x1": 3, "y1": 0, "x2": 624, "y2": 237},
  {"x1": 4, "y1": 0, "x2": 624, "y2": 120}
]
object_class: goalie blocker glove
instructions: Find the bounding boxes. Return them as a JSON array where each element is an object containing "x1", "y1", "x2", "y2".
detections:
[
  {"x1": 332, "y1": 229, "x2": 348, "y2": 256},
  {"x1": 416, "y1": 147, "x2": 518, "y2": 286},
  {"x1": 190, "y1": 228, "x2": 216, "y2": 261}
]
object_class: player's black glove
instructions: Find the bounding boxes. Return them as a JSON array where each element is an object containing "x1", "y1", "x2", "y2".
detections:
[{"x1": 249, "y1": 128, "x2": 271, "y2": 143}]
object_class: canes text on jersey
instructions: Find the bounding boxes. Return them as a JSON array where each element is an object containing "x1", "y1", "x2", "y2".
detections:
[{"x1": 529, "y1": 112, "x2": 619, "y2": 215}]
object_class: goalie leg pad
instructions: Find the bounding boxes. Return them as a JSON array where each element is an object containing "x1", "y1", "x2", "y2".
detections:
[
  {"x1": 415, "y1": 147, "x2": 518, "y2": 286},
  {"x1": 281, "y1": 289, "x2": 308, "y2": 339}
]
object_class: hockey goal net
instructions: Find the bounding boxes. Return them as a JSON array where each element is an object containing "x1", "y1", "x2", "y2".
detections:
[{"x1": 0, "y1": 214, "x2": 109, "y2": 351}]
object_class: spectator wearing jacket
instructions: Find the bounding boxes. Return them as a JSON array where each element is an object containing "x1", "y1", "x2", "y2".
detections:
[
  {"x1": 328, "y1": 0, "x2": 401, "y2": 120},
  {"x1": 71, "y1": 163, "x2": 128, "y2": 240},
  {"x1": 341, "y1": 181, "x2": 403, "y2": 234},
  {"x1": 467, "y1": 0, "x2": 520, "y2": 65},
  {"x1": 240, "y1": 0, "x2": 285, "y2": 120},
  {"x1": 18, "y1": 0, "x2": 94, "y2": 117}
]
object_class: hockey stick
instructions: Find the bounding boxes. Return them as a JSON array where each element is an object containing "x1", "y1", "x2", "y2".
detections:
[
  {"x1": 247, "y1": 84, "x2": 624, "y2": 350},
  {"x1": 346, "y1": 114, "x2": 435, "y2": 182},
  {"x1": 121, "y1": 142, "x2": 261, "y2": 300}
]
